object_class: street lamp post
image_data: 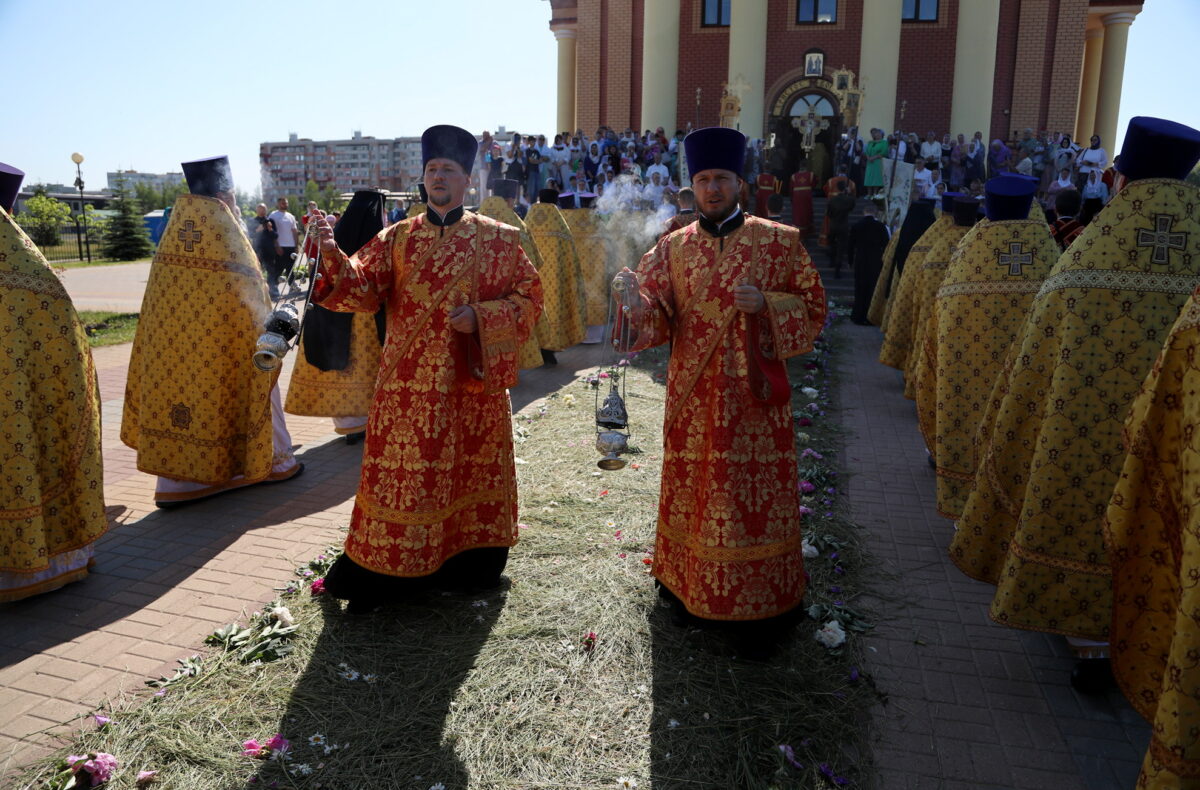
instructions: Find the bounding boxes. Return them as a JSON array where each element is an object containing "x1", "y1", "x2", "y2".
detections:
[{"x1": 71, "y1": 152, "x2": 91, "y2": 262}]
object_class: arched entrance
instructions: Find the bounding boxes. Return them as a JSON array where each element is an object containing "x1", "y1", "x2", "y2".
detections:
[{"x1": 767, "y1": 78, "x2": 844, "y2": 190}]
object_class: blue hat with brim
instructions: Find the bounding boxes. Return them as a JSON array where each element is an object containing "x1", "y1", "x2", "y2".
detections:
[
  {"x1": 421, "y1": 125, "x2": 477, "y2": 176},
  {"x1": 941, "y1": 191, "x2": 965, "y2": 213},
  {"x1": 684, "y1": 127, "x2": 747, "y2": 179},
  {"x1": 1116, "y1": 116, "x2": 1200, "y2": 181},
  {"x1": 984, "y1": 176, "x2": 1036, "y2": 221},
  {"x1": 0, "y1": 162, "x2": 25, "y2": 214},
  {"x1": 182, "y1": 155, "x2": 233, "y2": 198}
]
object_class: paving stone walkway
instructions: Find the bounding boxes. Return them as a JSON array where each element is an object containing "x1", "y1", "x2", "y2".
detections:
[{"x1": 842, "y1": 323, "x2": 1150, "y2": 789}]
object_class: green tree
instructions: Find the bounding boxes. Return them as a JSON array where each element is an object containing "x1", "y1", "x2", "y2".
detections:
[
  {"x1": 15, "y1": 188, "x2": 72, "y2": 246},
  {"x1": 101, "y1": 178, "x2": 153, "y2": 261},
  {"x1": 1187, "y1": 163, "x2": 1200, "y2": 188}
]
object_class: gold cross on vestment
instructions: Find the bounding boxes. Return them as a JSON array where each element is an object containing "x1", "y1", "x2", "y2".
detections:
[
  {"x1": 998, "y1": 241, "x2": 1032, "y2": 276},
  {"x1": 177, "y1": 220, "x2": 202, "y2": 252},
  {"x1": 1137, "y1": 214, "x2": 1188, "y2": 265}
]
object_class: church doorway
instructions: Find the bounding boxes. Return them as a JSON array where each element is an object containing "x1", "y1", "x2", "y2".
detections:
[{"x1": 768, "y1": 89, "x2": 841, "y2": 192}]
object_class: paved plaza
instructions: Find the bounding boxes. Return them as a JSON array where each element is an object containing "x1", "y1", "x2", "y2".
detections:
[{"x1": 0, "y1": 264, "x2": 1151, "y2": 787}]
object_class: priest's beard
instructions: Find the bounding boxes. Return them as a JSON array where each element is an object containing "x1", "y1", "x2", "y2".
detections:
[
  {"x1": 430, "y1": 192, "x2": 453, "y2": 208},
  {"x1": 698, "y1": 195, "x2": 738, "y2": 223}
]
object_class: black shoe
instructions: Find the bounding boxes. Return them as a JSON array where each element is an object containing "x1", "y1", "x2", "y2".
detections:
[
  {"x1": 1070, "y1": 658, "x2": 1116, "y2": 695},
  {"x1": 344, "y1": 432, "x2": 365, "y2": 446},
  {"x1": 541, "y1": 349, "x2": 558, "y2": 366}
]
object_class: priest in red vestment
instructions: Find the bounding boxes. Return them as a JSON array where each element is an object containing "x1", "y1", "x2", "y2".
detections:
[
  {"x1": 789, "y1": 160, "x2": 815, "y2": 236},
  {"x1": 754, "y1": 171, "x2": 779, "y2": 217},
  {"x1": 615, "y1": 127, "x2": 827, "y2": 655},
  {"x1": 311, "y1": 125, "x2": 542, "y2": 612}
]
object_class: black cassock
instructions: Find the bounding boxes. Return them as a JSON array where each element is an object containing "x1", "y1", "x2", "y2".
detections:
[{"x1": 848, "y1": 215, "x2": 891, "y2": 325}]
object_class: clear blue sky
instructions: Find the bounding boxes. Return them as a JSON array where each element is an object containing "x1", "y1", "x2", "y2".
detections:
[{"x1": 0, "y1": 0, "x2": 1195, "y2": 194}]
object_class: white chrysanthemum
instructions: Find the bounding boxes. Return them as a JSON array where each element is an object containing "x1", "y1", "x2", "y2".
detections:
[{"x1": 814, "y1": 620, "x2": 847, "y2": 649}]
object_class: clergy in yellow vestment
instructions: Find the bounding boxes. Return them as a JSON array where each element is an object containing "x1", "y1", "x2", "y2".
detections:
[
  {"x1": 477, "y1": 179, "x2": 545, "y2": 370},
  {"x1": 1100, "y1": 118, "x2": 1200, "y2": 784},
  {"x1": 285, "y1": 190, "x2": 387, "y2": 440},
  {"x1": 616, "y1": 128, "x2": 827, "y2": 652},
  {"x1": 902, "y1": 193, "x2": 973, "y2": 400},
  {"x1": 916, "y1": 188, "x2": 1056, "y2": 522},
  {"x1": 865, "y1": 230, "x2": 901, "y2": 327},
  {"x1": 0, "y1": 165, "x2": 106, "y2": 602},
  {"x1": 951, "y1": 119, "x2": 1200, "y2": 671},
  {"x1": 525, "y1": 189, "x2": 585, "y2": 362},
  {"x1": 121, "y1": 156, "x2": 301, "y2": 506},
  {"x1": 878, "y1": 199, "x2": 944, "y2": 370},
  {"x1": 560, "y1": 193, "x2": 609, "y2": 342},
  {"x1": 314, "y1": 126, "x2": 542, "y2": 610},
  {"x1": 406, "y1": 183, "x2": 426, "y2": 219}
]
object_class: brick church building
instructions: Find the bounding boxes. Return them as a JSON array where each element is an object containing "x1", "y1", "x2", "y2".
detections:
[{"x1": 547, "y1": 0, "x2": 1144, "y2": 179}]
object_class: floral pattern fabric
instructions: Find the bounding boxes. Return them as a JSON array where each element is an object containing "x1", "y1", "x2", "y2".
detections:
[
  {"x1": 624, "y1": 216, "x2": 826, "y2": 620},
  {"x1": 0, "y1": 208, "x2": 105, "y2": 602},
  {"x1": 121, "y1": 195, "x2": 285, "y2": 486},
  {"x1": 878, "y1": 215, "x2": 954, "y2": 371},
  {"x1": 314, "y1": 211, "x2": 541, "y2": 577},
  {"x1": 953, "y1": 179, "x2": 1200, "y2": 640},
  {"x1": 524, "y1": 203, "x2": 585, "y2": 351},
  {"x1": 916, "y1": 219, "x2": 1057, "y2": 521},
  {"x1": 1106, "y1": 291, "x2": 1200, "y2": 789}
]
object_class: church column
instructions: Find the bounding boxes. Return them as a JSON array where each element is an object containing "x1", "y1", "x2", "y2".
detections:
[
  {"x1": 857, "y1": 0, "x2": 902, "y2": 135},
  {"x1": 726, "y1": 0, "x2": 769, "y2": 138},
  {"x1": 554, "y1": 27, "x2": 578, "y2": 134},
  {"x1": 1074, "y1": 27, "x2": 1104, "y2": 142},
  {"x1": 1093, "y1": 12, "x2": 1138, "y2": 151},
  {"x1": 640, "y1": 0, "x2": 680, "y2": 134},
  {"x1": 950, "y1": 0, "x2": 1000, "y2": 138}
]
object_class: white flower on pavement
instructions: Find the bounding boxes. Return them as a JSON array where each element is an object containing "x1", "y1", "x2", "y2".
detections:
[
  {"x1": 801, "y1": 386, "x2": 819, "y2": 399},
  {"x1": 814, "y1": 620, "x2": 847, "y2": 649},
  {"x1": 272, "y1": 607, "x2": 295, "y2": 627}
]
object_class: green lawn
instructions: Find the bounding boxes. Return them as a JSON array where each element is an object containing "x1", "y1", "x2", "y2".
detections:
[{"x1": 77, "y1": 311, "x2": 139, "y2": 347}]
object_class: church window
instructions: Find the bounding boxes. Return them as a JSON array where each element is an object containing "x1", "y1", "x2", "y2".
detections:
[
  {"x1": 902, "y1": 0, "x2": 938, "y2": 22},
  {"x1": 796, "y1": 0, "x2": 837, "y2": 24},
  {"x1": 701, "y1": 0, "x2": 730, "y2": 27}
]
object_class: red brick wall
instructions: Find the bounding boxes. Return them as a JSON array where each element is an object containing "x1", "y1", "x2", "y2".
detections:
[
  {"x1": 763, "y1": 0, "x2": 863, "y2": 123},
  {"x1": 576, "y1": 0, "x2": 602, "y2": 134},
  {"x1": 675, "y1": 0, "x2": 730, "y2": 130},
  {"x1": 631, "y1": 0, "x2": 644, "y2": 130},
  {"x1": 895, "y1": 1, "x2": 959, "y2": 136},
  {"x1": 1046, "y1": 0, "x2": 1088, "y2": 136},
  {"x1": 990, "y1": 0, "x2": 1021, "y2": 141}
]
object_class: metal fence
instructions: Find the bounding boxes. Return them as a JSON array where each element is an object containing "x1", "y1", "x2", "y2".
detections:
[{"x1": 16, "y1": 218, "x2": 109, "y2": 264}]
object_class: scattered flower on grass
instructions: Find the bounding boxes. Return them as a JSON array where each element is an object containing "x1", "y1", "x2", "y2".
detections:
[
  {"x1": 798, "y1": 417, "x2": 813, "y2": 427},
  {"x1": 802, "y1": 540, "x2": 819, "y2": 559},
  {"x1": 799, "y1": 480, "x2": 816, "y2": 494},
  {"x1": 667, "y1": 719, "x2": 680, "y2": 729},
  {"x1": 309, "y1": 578, "x2": 325, "y2": 595},
  {"x1": 581, "y1": 632, "x2": 598, "y2": 652},
  {"x1": 241, "y1": 739, "x2": 264, "y2": 758},
  {"x1": 800, "y1": 386, "x2": 819, "y2": 399},
  {"x1": 93, "y1": 714, "x2": 111, "y2": 728},
  {"x1": 778, "y1": 744, "x2": 804, "y2": 770},
  {"x1": 308, "y1": 733, "x2": 326, "y2": 747},
  {"x1": 136, "y1": 770, "x2": 159, "y2": 786},
  {"x1": 618, "y1": 552, "x2": 627, "y2": 558},
  {"x1": 293, "y1": 764, "x2": 313, "y2": 776},
  {"x1": 472, "y1": 600, "x2": 489, "y2": 608},
  {"x1": 430, "y1": 783, "x2": 446, "y2": 790},
  {"x1": 616, "y1": 778, "x2": 639, "y2": 789},
  {"x1": 272, "y1": 607, "x2": 295, "y2": 627},
  {"x1": 814, "y1": 620, "x2": 847, "y2": 649}
]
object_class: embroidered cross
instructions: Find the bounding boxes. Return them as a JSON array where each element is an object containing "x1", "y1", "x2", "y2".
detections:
[
  {"x1": 998, "y1": 241, "x2": 1031, "y2": 276},
  {"x1": 177, "y1": 220, "x2": 201, "y2": 252},
  {"x1": 1137, "y1": 214, "x2": 1187, "y2": 265}
]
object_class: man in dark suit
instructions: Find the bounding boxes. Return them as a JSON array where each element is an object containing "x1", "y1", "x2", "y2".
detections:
[
  {"x1": 824, "y1": 177, "x2": 857, "y2": 279},
  {"x1": 848, "y1": 200, "x2": 890, "y2": 325}
]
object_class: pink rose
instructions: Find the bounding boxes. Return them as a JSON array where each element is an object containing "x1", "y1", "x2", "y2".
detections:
[
  {"x1": 136, "y1": 770, "x2": 160, "y2": 786},
  {"x1": 83, "y1": 752, "x2": 118, "y2": 785},
  {"x1": 241, "y1": 739, "x2": 264, "y2": 758},
  {"x1": 310, "y1": 577, "x2": 326, "y2": 595},
  {"x1": 265, "y1": 733, "x2": 290, "y2": 755}
]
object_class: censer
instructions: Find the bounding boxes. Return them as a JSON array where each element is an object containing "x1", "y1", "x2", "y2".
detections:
[
  {"x1": 594, "y1": 275, "x2": 635, "y2": 470},
  {"x1": 253, "y1": 221, "x2": 320, "y2": 372}
]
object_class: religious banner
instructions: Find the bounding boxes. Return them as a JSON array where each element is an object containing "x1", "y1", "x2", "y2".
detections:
[{"x1": 881, "y1": 159, "x2": 915, "y2": 230}]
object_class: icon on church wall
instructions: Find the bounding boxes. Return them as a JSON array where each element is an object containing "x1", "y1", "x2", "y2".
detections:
[
  {"x1": 805, "y1": 52, "x2": 824, "y2": 77},
  {"x1": 836, "y1": 73, "x2": 849, "y2": 91}
]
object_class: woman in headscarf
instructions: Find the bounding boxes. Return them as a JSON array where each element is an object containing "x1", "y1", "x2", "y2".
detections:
[
  {"x1": 1043, "y1": 166, "x2": 1076, "y2": 212},
  {"x1": 864, "y1": 128, "x2": 889, "y2": 198},
  {"x1": 1077, "y1": 134, "x2": 1109, "y2": 191},
  {"x1": 584, "y1": 141, "x2": 602, "y2": 185},
  {"x1": 988, "y1": 139, "x2": 1012, "y2": 178}
]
